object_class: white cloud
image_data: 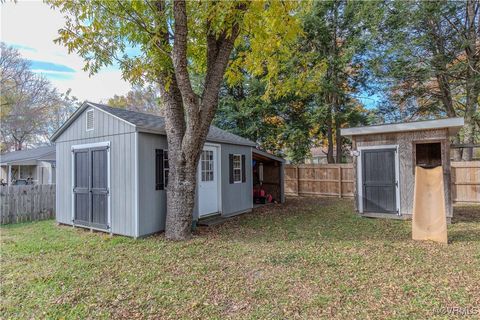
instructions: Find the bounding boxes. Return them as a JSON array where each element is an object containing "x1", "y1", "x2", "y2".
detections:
[{"x1": 0, "y1": 0, "x2": 131, "y2": 102}]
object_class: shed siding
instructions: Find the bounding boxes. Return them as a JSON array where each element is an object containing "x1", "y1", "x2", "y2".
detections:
[
  {"x1": 219, "y1": 144, "x2": 253, "y2": 216},
  {"x1": 353, "y1": 128, "x2": 452, "y2": 218},
  {"x1": 137, "y1": 133, "x2": 168, "y2": 236},
  {"x1": 55, "y1": 108, "x2": 137, "y2": 237},
  {"x1": 55, "y1": 107, "x2": 135, "y2": 143}
]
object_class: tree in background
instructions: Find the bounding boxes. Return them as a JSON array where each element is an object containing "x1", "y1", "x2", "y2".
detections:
[
  {"x1": 374, "y1": 0, "x2": 479, "y2": 160},
  {"x1": 299, "y1": 0, "x2": 382, "y2": 163},
  {"x1": 216, "y1": 0, "x2": 379, "y2": 164},
  {"x1": 0, "y1": 43, "x2": 59, "y2": 151},
  {"x1": 214, "y1": 74, "x2": 316, "y2": 164},
  {"x1": 214, "y1": 76, "x2": 285, "y2": 154},
  {"x1": 107, "y1": 84, "x2": 162, "y2": 115},
  {"x1": 49, "y1": 0, "x2": 301, "y2": 240},
  {"x1": 48, "y1": 89, "x2": 81, "y2": 139},
  {"x1": 0, "y1": 43, "x2": 78, "y2": 152}
]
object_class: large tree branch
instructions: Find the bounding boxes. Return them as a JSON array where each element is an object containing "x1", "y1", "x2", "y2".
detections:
[
  {"x1": 201, "y1": 5, "x2": 245, "y2": 122},
  {"x1": 153, "y1": 0, "x2": 186, "y2": 147},
  {"x1": 172, "y1": 0, "x2": 199, "y2": 111}
]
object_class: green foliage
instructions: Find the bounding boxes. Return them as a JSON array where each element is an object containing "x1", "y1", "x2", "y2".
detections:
[
  {"x1": 48, "y1": 1, "x2": 302, "y2": 89},
  {"x1": 214, "y1": 75, "x2": 316, "y2": 163},
  {"x1": 216, "y1": 0, "x2": 379, "y2": 163},
  {"x1": 372, "y1": 0, "x2": 478, "y2": 120}
]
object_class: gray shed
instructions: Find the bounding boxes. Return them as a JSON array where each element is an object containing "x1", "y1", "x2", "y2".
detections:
[
  {"x1": 51, "y1": 102, "x2": 284, "y2": 237},
  {"x1": 341, "y1": 117, "x2": 464, "y2": 222}
]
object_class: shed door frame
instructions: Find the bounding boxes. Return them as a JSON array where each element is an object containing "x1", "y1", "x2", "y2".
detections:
[
  {"x1": 197, "y1": 142, "x2": 222, "y2": 217},
  {"x1": 71, "y1": 141, "x2": 111, "y2": 231},
  {"x1": 357, "y1": 144, "x2": 400, "y2": 215}
]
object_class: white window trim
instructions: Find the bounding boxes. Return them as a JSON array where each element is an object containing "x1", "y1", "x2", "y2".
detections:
[
  {"x1": 357, "y1": 144, "x2": 400, "y2": 215},
  {"x1": 233, "y1": 154, "x2": 242, "y2": 184},
  {"x1": 200, "y1": 150, "x2": 214, "y2": 182},
  {"x1": 86, "y1": 109, "x2": 94, "y2": 131}
]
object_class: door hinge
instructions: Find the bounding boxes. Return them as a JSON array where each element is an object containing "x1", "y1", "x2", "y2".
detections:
[{"x1": 395, "y1": 180, "x2": 398, "y2": 187}]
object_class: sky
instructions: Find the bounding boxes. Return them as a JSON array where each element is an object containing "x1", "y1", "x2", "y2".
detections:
[{"x1": 1, "y1": 0, "x2": 131, "y2": 102}]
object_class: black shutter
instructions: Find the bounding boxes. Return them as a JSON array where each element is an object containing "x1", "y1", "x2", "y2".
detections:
[
  {"x1": 241, "y1": 154, "x2": 246, "y2": 182},
  {"x1": 229, "y1": 154, "x2": 234, "y2": 184},
  {"x1": 156, "y1": 149, "x2": 164, "y2": 190}
]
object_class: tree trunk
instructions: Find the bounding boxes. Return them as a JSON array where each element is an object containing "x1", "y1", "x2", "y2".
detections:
[
  {"x1": 335, "y1": 118, "x2": 342, "y2": 163},
  {"x1": 461, "y1": 0, "x2": 479, "y2": 161},
  {"x1": 452, "y1": 135, "x2": 463, "y2": 161},
  {"x1": 165, "y1": 160, "x2": 197, "y2": 240},
  {"x1": 151, "y1": 0, "x2": 243, "y2": 240},
  {"x1": 326, "y1": 108, "x2": 335, "y2": 164},
  {"x1": 462, "y1": 68, "x2": 478, "y2": 161}
]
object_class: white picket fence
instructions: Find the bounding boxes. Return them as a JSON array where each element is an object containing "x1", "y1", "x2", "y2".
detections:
[{"x1": 0, "y1": 184, "x2": 56, "y2": 224}]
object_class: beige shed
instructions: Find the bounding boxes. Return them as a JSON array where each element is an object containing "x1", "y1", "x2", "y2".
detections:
[{"x1": 341, "y1": 118, "x2": 464, "y2": 222}]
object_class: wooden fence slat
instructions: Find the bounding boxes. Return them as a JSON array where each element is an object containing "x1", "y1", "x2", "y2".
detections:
[
  {"x1": 0, "y1": 184, "x2": 56, "y2": 225},
  {"x1": 284, "y1": 164, "x2": 354, "y2": 198},
  {"x1": 451, "y1": 162, "x2": 480, "y2": 203},
  {"x1": 285, "y1": 162, "x2": 480, "y2": 203}
]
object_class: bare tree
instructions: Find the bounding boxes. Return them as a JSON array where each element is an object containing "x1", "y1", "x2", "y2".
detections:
[
  {"x1": 107, "y1": 84, "x2": 162, "y2": 116},
  {"x1": 0, "y1": 42, "x2": 58, "y2": 151}
]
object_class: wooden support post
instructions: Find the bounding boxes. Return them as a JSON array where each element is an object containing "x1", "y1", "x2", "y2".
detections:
[{"x1": 7, "y1": 165, "x2": 11, "y2": 186}]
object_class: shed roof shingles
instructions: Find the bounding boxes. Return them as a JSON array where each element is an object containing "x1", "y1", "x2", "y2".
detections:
[{"x1": 89, "y1": 102, "x2": 256, "y2": 147}]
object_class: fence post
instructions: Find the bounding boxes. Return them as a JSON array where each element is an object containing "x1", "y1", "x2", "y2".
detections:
[
  {"x1": 338, "y1": 166, "x2": 342, "y2": 198},
  {"x1": 295, "y1": 166, "x2": 299, "y2": 196}
]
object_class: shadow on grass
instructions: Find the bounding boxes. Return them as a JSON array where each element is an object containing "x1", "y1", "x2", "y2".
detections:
[
  {"x1": 452, "y1": 204, "x2": 480, "y2": 224},
  {"x1": 199, "y1": 197, "x2": 412, "y2": 243}
]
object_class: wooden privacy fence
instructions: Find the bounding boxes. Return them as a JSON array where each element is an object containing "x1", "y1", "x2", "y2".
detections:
[
  {"x1": 285, "y1": 162, "x2": 480, "y2": 203},
  {"x1": 285, "y1": 164, "x2": 354, "y2": 198},
  {"x1": 0, "y1": 184, "x2": 56, "y2": 224},
  {"x1": 451, "y1": 161, "x2": 480, "y2": 203}
]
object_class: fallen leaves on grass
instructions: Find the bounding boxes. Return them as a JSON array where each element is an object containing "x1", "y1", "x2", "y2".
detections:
[{"x1": 1, "y1": 198, "x2": 479, "y2": 319}]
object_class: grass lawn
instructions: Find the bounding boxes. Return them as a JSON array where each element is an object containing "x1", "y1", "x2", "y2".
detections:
[{"x1": 1, "y1": 198, "x2": 479, "y2": 319}]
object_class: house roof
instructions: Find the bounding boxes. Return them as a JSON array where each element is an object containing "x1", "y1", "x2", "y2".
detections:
[
  {"x1": 341, "y1": 117, "x2": 464, "y2": 137},
  {"x1": 0, "y1": 145, "x2": 56, "y2": 165},
  {"x1": 51, "y1": 102, "x2": 257, "y2": 147}
]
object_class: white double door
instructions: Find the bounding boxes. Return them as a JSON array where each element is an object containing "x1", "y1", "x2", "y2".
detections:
[{"x1": 198, "y1": 145, "x2": 220, "y2": 217}]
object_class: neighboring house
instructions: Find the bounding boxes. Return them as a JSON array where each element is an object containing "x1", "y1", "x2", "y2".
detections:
[
  {"x1": 51, "y1": 102, "x2": 285, "y2": 237},
  {"x1": 0, "y1": 146, "x2": 56, "y2": 185}
]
